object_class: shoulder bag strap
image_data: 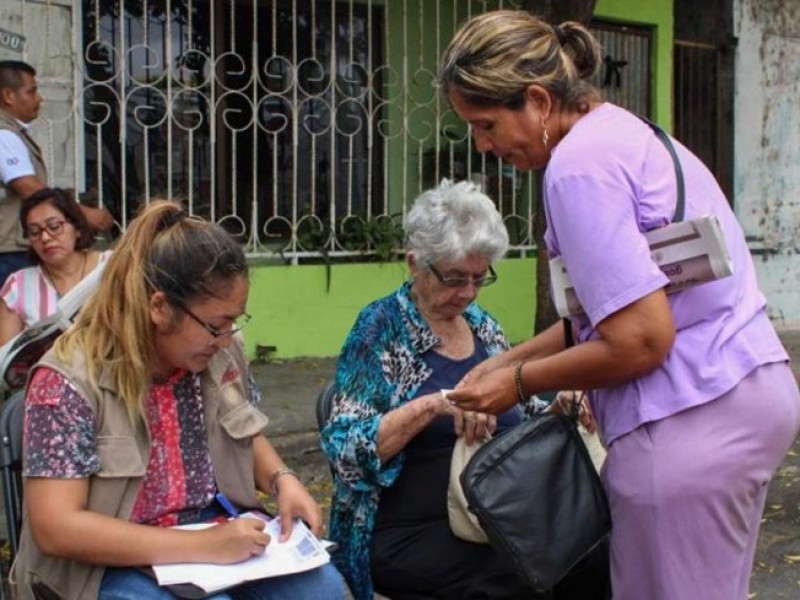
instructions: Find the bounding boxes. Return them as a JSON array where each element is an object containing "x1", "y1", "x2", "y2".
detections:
[{"x1": 638, "y1": 116, "x2": 686, "y2": 223}]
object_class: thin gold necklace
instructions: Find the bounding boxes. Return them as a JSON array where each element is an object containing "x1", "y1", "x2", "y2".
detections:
[{"x1": 44, "y1": 251, "x2": 88, "y2": 298}]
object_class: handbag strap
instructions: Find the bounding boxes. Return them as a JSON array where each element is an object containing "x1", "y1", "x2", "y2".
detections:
[
  {"x1": 541, "y1": 113, "x2": 686, "y2": 226},
  {"x1": 561, "y1": 390, "x2": 585, "y2": 422},
  {"x1": 638, "y1": 116, "x2": 686, "y2": 223},
  {"x1": 563, "y1": 318, "x2": 574, "y2": 349}
]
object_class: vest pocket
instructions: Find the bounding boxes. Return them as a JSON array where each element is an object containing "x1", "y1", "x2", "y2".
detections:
[
  {"x1": 219, "y1": 401, "x2": 269, "y2": 440},
  {"x1": 95, "y1": 436, "x2": 147, "y2": 477}
]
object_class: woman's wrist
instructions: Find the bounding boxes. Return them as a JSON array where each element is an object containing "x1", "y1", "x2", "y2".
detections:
[
  {"x1": 423, "y1": 390, "x2": 451, "y2": 416},
  {"x1": 269, "y1": 466, "x2": 300, "y2": 496},
  {"x1": 513, "y1": 362, "x2": 528, "y2": 402}
]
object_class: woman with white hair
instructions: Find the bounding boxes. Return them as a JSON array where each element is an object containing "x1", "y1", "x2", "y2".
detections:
[{"x1": 321, "y1": 180, "x2": 609, "y2": 600}]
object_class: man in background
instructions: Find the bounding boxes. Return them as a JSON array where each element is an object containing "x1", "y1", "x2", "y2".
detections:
[{"x1": 0, "y1": 60, "x2": 113, "y2": 286}]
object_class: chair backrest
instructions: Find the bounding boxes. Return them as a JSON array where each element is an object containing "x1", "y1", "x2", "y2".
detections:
[
  {"x1": 315, "y1": 381, "x2": 336, "y2": 481},
  {"x1": 1, "y1": 389, "x2": 26, "y2": 560},
  {"x1": 315, "y1": 380, "x2": 336, "y2": 432}
]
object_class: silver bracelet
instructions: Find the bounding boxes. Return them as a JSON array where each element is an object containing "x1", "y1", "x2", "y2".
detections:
[{"x1": 269, "y1": 466, "x2": 299, "y2": 496}]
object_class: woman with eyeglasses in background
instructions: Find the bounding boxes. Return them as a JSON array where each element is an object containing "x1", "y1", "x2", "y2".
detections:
[
  {"x1": 11, "y1": 199, "x2": 345, "y2": 599},
  {"x1": 320, "y1": 179, "x2": 609, "y2": 600},
  {"x1": 0, "y1": 187, "x2": 109, "y2": 346}
]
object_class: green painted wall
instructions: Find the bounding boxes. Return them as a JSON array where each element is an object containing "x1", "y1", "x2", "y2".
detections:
[
  {"x1": 242, "y1": 0, "x2": 673, "y2": 360},
  {"x1": 244, "y1": 258, "x2": 536, "y2": 359},
  {"x1": 595, "y1": 0, "x2": 674, "y2": 129}
]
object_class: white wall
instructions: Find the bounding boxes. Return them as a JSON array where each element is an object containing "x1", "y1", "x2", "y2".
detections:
[
  {"x1": 0, "y1": 0, "x2": 78, "y2": 191},
  {"x1": 734, "y1": 0, "x2": 800, "y2": 329}
]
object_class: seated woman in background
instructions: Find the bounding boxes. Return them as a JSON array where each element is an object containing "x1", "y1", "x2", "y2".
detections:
[
  {"x1": 0, "y1": 187, "x2": 110, "y2": 345},
  {"x1": 11, "y1": 200, "x2": 344, "y2": 599},
  {"x1": 321, "y1": 179, "x2": 609, "y2": 600}
]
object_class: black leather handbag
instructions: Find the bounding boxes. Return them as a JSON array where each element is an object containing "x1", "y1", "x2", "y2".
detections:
[{"x1": 459, "y1": 410, "x2": 611, "y2": 592}]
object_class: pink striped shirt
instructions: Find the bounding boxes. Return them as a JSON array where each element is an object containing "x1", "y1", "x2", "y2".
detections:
[{"x1": 0, "y1": 251, "x2": 110, "y2": 327}]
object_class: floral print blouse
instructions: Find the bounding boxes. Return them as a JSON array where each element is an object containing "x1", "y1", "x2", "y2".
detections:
[{"x1": 320, "y1": 281, "x2": 541, "y2": 600}]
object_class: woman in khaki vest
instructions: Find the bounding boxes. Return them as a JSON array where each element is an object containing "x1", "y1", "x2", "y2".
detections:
[{"x1": 11, "y1": 200, "x2": 345, "y2": 599}]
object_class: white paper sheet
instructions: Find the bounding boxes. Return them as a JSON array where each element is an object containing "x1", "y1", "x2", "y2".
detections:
[{"x1": 151, "y1": 516, "x2": 330, "y2": 594}]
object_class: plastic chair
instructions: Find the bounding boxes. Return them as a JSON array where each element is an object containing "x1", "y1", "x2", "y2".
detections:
[
  {"x1": 0, "y1": 389, "x2": 25, "y2": 563},
  {"x1": 315, "y1": 380, "x2": 336, "y2": 433},
  {"x1": 315, "y1": 381, "x2": 336, "y2": 479}
]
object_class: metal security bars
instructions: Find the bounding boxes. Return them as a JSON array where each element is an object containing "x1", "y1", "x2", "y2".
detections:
[
  {"x1": 589, "y1": 20, "x2": 653, "y2": 117},
  {"x1": 2, "y1": 2, "x2": 654, "y2": 261},
  {"x1": 673, "y1": 40, "x2": 721, "y2": 179},
  {"x1": 80, "y1": 0, "x2": 537, "y2": 260}
]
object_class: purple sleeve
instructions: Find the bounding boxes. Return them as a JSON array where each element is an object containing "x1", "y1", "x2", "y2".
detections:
[
  {"x1": 23, "y1": 367, "x2": 100, "y2": 478},
  {"x1": 545, "y1": 172, "x2": 668, "y2": 327}
]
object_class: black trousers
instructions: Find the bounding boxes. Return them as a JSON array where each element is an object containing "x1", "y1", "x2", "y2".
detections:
[
  {"x1": 370, "y1": 451, "x2": 610, "y2": 600},
  {"x1": 371, "y1": 519, "x2": 610, "y2": 600}
]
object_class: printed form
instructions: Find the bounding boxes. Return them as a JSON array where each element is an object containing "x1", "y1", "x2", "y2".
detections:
[{"x1": 151, "y1": 515, "x2": 331, "y2": 594}]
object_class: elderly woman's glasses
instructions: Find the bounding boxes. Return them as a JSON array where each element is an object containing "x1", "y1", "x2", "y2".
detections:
[
  {"x1": 27, "y1": 219, "x2": 68, "y2": 240},
  {"x1": 428, "y1": 263, "x2": 498, "y2": 288},
  {"x1": 177, "y1": 303, "x2": 252, "y2": 340}
]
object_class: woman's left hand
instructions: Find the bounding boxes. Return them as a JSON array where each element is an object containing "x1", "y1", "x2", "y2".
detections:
[
  {"x1": 453, "y1": 408, "x2": 496, "y2": 444},
  {"x1": 274, "y1": 475, "x2": 324, "y2": 542},
  {"x1": 551, "y1": 390, "x2": 598, "y2": 433},
  {"x1": 446, "y1": 364, "x2": 518, "y2": 415}
]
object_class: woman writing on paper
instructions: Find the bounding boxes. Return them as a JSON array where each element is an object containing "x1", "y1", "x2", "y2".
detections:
[
  {"x1": 11, "y1": 200, "x2": 344, "y2": 599},
  {"x1": 439, "y1": 11, "x2": 800, "y2": 599}
]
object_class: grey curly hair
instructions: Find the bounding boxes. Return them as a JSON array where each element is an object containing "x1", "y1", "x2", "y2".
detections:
[{"x1": 405, "y1": 179, "x2": 509, "y2": 267}]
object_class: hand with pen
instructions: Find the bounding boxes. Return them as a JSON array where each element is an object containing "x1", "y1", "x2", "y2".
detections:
[
  {"x1": 185, "y1": 493, "x2": 268, "y2": 563},
  {"x1": 201, "y1": 507, "x2": 272, "y2": 563}
]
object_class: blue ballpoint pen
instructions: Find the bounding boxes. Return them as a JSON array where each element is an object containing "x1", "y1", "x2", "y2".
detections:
[{"x1": 215, "y1": 492, "x2": 240, "y2": 518}]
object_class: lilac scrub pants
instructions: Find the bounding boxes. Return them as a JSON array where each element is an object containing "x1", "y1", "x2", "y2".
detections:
[{"x1": 603, "y1": 361, "x2": 800, "y2": 600}]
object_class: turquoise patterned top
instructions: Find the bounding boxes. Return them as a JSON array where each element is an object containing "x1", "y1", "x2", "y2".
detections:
[{"x1": 320, "y1": 281, "x2": 540, "y2": 599}]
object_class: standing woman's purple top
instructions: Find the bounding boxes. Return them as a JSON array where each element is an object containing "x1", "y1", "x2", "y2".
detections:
[{"x1": 543, "y1": 103, "x2": 788, "y2": 445}]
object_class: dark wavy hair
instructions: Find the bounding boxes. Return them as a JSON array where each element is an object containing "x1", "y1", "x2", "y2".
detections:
[{"x1": 20, "y1": 188, "x2": 94, "y2": 264}]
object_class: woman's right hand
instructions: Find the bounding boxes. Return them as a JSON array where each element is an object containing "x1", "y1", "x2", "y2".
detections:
[
  {"x1": 200, "y1": 517, "x2": 271, "y2": 563},
  {"x1": 455, "y1": 353, "x2": 508, "y2": 389}
]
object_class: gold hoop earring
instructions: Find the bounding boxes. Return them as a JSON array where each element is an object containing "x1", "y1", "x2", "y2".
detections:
[{"x1": 541, "y1": 117, "x2": 549, "y2": 149}]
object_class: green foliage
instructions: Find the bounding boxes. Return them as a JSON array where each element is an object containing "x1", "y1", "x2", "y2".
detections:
[
  {"x1": 294, "y1": 212, "x2": 405, "y2": 292},
  {"x1": 297, "y1": 213, "x2": 404, "y2": 262},
  {"x1": 338, "y1": 214, "x2": 405, "y2": 262}
]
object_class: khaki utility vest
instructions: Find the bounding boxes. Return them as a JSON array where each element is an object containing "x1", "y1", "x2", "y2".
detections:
[
  {"x1": 10, "y1": 341, "x2": 269, "y2": 599},
  {"x1": 0, "y1": 108, "x2": 47, "y2": 253}
]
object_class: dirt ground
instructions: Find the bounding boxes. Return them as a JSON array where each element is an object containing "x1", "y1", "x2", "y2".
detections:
[{"x1": 262, "y1": 330, "x2": 800, "y2": 598}]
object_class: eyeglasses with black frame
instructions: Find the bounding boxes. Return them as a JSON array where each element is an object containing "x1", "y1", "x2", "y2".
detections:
[
  {"x1": 427, "y1": 263, "x2": 498, "y2": 288},
  {"x1": 176, "y1": 303, "x2": 252, "y2": 340}
]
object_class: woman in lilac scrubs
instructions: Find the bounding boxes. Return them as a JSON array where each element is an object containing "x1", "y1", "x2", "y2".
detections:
[{"x1": 440, "y1": 10, "x2": 800, "y2": 600}]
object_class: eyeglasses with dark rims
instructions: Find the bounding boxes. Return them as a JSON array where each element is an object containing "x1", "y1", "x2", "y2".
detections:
[
  {"x1": 27, "y1": 219, "x2": 69, "y2": 240},
  {"x1": 175, "y1": 302, "x2": 252, "y2": 341},
  {"x1": 427, "y1": 263, "x2": 498, "y2": 288}
]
